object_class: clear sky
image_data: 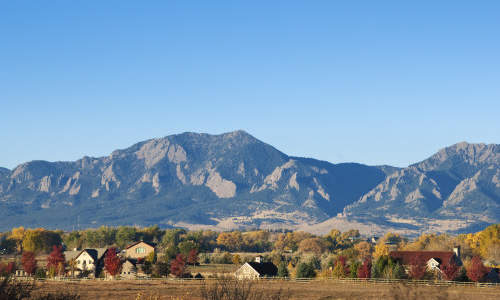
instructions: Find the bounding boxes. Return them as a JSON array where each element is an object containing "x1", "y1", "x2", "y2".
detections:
[{"x1": 1, "y1": 1, "x2": 499, "y2": 170}]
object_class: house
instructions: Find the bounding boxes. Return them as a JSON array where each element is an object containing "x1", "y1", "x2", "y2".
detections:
[
  {"x1": 64, "y1": 248, "x2": 108, "y2": 277},
  {"x1": 234, "y1": 256, "x2": 277, "y2": 279},
  {"x1": 390, "y1": 247, "x2": 461, "y2": 273},
  {"x1": 124, "y1": 241, "x2": 155, "y2": 260}
]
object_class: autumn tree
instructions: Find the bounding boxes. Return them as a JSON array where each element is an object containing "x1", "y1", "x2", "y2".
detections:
[
  {"x1": 0, "y1": 262, "x2": 16, "y2": 276},
  {"x1": 22, "y1": 228, "x2": 62, "y2": 253},
  {"x1": 170, "y1": 254, "x2": 187, "y2": 277},
  {"x1": 21, "y1": 251, "x2": 37, "y2": 275},
  {"x1": 408, "y1": 254, "x2": 426, "y2": 280},
  {"x1": 466, "y1": 256, "x2": 489, "y2": 282},
  {"x1": 357, "y1": 257, "x2": 372, "y2": 278},
  {"x1": 332, "y1": 256, "x2": 348, "y2": 278},
  {"x1": 216, "y1": 231, "x2": 243, "y2": 252},
  {"x1": 46, "y1": 245, "x2": 65, "y2": 277},
  {"x1": 373, "y1": 243, "x2": 389, "y2": 259},
  {"x1": 274, "y1": 231, "x2": 313, "y2": 252},
  {"x1": 232, "y1": 254, "x2": 241, "y2": 265},
  {"x1": 403, "y1": 233, "x2": 454, "y2": 252},
  {"x1": 478, "y1": 224, "x2": 500, "y2": 258},
  {"x1": 187, "y1": 249, "x2": 199, "y2": 265},
  {"x1": 354, "y1": 241, "x2": 372, "y2": 259},
  {"x1": 440, "y1": 258, "x2": 460, "y2": 281},
  {"x1": 104, "y1": 248, "x2": 122, "y2": 278},
  {"x1": 374, "y1": 232, "x2": 405, "y2": 259},
  {"x1": 10, "y1": 226, "x2": 26, "y2": 253},
  {"x1": 298, "y1": 238, "x2": 327, "y2": 255}
]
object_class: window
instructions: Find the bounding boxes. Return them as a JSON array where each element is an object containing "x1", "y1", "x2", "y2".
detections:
[{"x1": 136, "y1": 247, "x2": 145, "y2": 254}]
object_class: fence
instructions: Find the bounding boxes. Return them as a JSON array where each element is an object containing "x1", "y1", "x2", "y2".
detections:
[{"x1": 12, "y1": 276, "x2": 500, "y2": 288}]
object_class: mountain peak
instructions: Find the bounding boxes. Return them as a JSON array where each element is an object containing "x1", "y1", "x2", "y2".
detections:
[{"x1": 412, "y1": 142, "x2": 499, "y2": 172}]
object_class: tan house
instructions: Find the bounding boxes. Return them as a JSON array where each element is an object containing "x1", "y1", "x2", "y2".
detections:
[
  {"x1": 235, "y1": 256, "x2": 277, "y2": 279},
  {"x1": 124, "y1": 241, "x2": 155, "y2": 260}
]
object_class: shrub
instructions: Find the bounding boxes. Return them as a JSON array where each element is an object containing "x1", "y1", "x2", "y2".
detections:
[
  {"x1": 467, "y1": 256, "x2": 489, "y2": 282},
  {"x1": 200, "y1": 277, "x2": 288, "y2": 300}
]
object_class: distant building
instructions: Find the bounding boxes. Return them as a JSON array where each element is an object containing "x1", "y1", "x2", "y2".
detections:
[
  {"x1": 124, "y1": 241, "x2": 155, "y2": 260},
  {"x1": 389, "y1": 247, "x2": 461, "y2": 273},
  {"x1": 64, "y1": 248, "x2": 108, "y2": 277},
  {"x1": 234, "y1": 256, "x2": 277, "y2": 279}
]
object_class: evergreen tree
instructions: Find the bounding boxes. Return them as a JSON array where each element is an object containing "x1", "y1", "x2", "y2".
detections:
[
  {"x1": 296, "y1": 262, "x2": 315, "y2": 278},
  {"x1": 277, "y1": 261, "x2": 289, "y2": 278}
]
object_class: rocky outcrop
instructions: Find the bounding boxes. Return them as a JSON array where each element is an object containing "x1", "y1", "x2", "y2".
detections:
[{"x1": 342, "y1": 142, "x2": 500, "y2": 234}]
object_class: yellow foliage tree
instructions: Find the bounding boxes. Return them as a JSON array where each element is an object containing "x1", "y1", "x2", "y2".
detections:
[
  {"x1": 216, "y1": 231, "x2": 243, "y2": 252},
  {"x1": 232, "y1": 254, "x2": 241, "y2": 265},
  {"x1": 298, "y1": 238, "x2": 327, "y2": 255},
  {"x1": 10, "y1": 226, "x2": 26, "y2": 252},
  {"x1": 354, "y1": 241, "x2": 373, "y2": 259},
  {"x1": 373, "y1": 243, "x2": 389, "y2": 259},
  {"x1": 478, "y1": 224, "x2": 500, "y2": 258}
]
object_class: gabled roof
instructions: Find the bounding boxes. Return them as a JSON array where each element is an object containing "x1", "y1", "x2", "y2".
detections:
[
  {"x1": 390, "y1": 251, "x2": 456, "y2": 266},
  {"x1": 124, "y1": 241, "x2": 156, "y2": 250},
  {"x1": 64, "y1": 248, "x2": 108, "y2": 262},
  {"x1": 246, "y1": 262, "x2": 278, "y2": 277},
  {"x1": 64, "y1": 250, "x2": 81, "y2": 261}
]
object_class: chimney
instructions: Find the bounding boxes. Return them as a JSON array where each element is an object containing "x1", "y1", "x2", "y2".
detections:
[
  {"x1": 453, "y1": 246, "x2": 461, "y2": 258},
  {"x1": 255, "y1": 256, "x2": 262, "y2": 263}
]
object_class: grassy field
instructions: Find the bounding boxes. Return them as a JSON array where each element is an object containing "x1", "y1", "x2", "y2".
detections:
[{"x1": 33, "y1": 279, "x2": 500, "y2": 300}]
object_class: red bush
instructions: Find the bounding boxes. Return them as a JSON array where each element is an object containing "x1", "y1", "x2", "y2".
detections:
[
  {"x1": 187, "y1": 249, "x2": 199, "y2": 265},
  {"x1": 46, "y1": 245, "x2": 65, "y2": 275},
  {"x1": 104, "y1": 247, "x2": 122, "y2": 277},
  {"x1": 21, "y1": 251, "x2": 37, "y2": 275},
  {"x1": 467, "y1": 256, "x2": 489, "y2": 282},
  {"x1": 0, "y1": 262, "x2": 16, "y2": 276},
  {"x1": 170, "y1": 254, "x2": 187, "y2": 277},
  {"x1": 357, "y1": 257, "x2": 372, "y2": 278},
  {"x1": 440, "y1": 258, "x2": 460, "y2": 281}
]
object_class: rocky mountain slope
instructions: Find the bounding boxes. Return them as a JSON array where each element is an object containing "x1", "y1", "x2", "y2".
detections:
[
  {"x1": 0, "y1": 132, "x2": 498, "y2": 235},
  {"x1": 335, "y1": 142, "x2": 500, "y2": 235},
  {"x1": 0, "y1": 131, "x2": 386, "y2": 231}
]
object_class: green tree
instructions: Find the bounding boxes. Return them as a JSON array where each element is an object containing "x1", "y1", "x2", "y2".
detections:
[
  {"x1": 178, "y1": 240, "x2": 199, "y2": 255},
  {"x1": 296, "y1": 262, "x2": 315, "y2": 278},
  {"x1": 115, "y1": 227, "x2": 136, "y2": 249},
  {"x1": 350, "y1": 261, "x2": 361, "y2": 278},
  {"x1": 277, "y1": 261, "x2": 289, "y2": 278}
]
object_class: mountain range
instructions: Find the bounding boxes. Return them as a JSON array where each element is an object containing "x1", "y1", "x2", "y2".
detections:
[{"x1": 0, "y1": 131, "x2": 498, "y2": 235}]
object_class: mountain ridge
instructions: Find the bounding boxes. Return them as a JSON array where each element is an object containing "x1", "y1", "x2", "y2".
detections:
[{"x1": 0, "y1": 132, "x2": 498, "y2": 235}]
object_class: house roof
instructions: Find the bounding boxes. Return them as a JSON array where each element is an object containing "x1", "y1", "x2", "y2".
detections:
[
  {"x1": 247, "y1": 262, "x2": 278, "y2": 277},
  {"x1": 124, "y1": 241, "x2": 156, "y2": 250},
  {"x1": 64, "y1": 250, "x2": 81, "y2": 261},
  {"x1": 390, "y1": 251, "x2": 456, "y2": 265},
  {"x1": 64, "y1": 248, "x2": 108, "y2": 262}
]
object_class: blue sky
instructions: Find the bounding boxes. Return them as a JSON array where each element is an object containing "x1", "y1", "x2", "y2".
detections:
[{"x1": 1, "y1": 1, "x2": 499, "y2": 169}]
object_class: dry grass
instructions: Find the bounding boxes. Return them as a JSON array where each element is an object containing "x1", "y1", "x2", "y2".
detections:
[{"x1": 36, "y1": 280, "x2": 500, "y2": 300}]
